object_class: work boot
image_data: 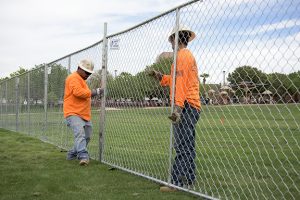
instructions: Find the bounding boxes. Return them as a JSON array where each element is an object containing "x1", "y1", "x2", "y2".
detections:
[
  {"x1": 160, "y1": 186, "x2": 177, "y2": 192},
  {"x1": 79, "y1": 159, "x2": 89, "y2": 166}
]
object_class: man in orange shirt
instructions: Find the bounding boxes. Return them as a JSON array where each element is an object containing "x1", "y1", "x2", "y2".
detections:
[
  {"x1": 63, "y1": 59, "x2": 103, "y2": 166},
  {"x1": 149, "y1": 25, "x2": 201, "y2": 191}
]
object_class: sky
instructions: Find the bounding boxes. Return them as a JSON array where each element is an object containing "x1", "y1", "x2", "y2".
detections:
[
  {"x1": 0, "y1": 0, "x2": 299, "y2": 84},
  {"x1": 0, "y1": 0, "x2": 188, "y2": 78}
]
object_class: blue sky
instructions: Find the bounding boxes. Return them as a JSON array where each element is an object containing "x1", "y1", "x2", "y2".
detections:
[
  {"x1": 0, "y1": 0, "x2": 188, "y2": 78},
  {"x1": 187, "y1": 0, "x2": 300, "y2": 83},
  {"x1": 0, "y1": 0, "x2": 299, "y2": 84},
  {"x1": 103, "y1": 0, "x2": 300, "y2": 84}
]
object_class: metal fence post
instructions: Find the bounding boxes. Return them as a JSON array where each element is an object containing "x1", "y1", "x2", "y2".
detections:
[
  {"x1": 27, "y1": 72, "x2": 31, "y2": 134},
  {"x1": 99, "y1": 22, "x2": 108, "y2": 162},
  {"x1": 68, "y1": 56, "x2": 71, "y2": 75},
  {"x1": 0, "y1": 83, "x2": 2, "y2": 128},
  {"x1": 44, "y1": 64, "x2": 48, "y2": 134},
  {"x1": 5, "y1": 81, "x2": 7, "y2": 128},
  {"x1": 15, "y1": 77, "x2": 20, "y2": 132},
  {"x1": 167, "y1": 8, "x2": 180, "y2": 185}
]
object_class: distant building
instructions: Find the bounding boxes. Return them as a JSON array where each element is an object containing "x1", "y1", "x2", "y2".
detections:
[{"x1": 155, "y1": 52, "x2": 173, "y2": 63}]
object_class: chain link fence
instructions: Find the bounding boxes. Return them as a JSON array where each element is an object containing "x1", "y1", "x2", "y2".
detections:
[{"x1": 0, "y1": 0, "x2": 299, "y2": 199}]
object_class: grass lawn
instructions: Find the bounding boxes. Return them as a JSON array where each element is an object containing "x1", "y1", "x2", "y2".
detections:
[
  {"x1": 0, "y1": 128, "x2": 198, "y2": 200},
  {"x1": 1, "y1": 103, "x2": 299, "y2": 199}
]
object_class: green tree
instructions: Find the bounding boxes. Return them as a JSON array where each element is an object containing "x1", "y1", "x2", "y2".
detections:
[
  {"x1": 107, "y1": 58, "x2": 172, "y2": 101},
  {"x1": 143, "y1": 58, "x2": 172, "y2": 100},
  {"x1": 200, "y1": 73, "x2": 209, "y2": 86},
  {"x1": 0, "y1": 77, "x2": 9, "y2": 83},
  {"x1": 287, "y1": 71, "x2": 300, "y2": 95},
  {"x1": 228, "y1": 66, "x2": 267, "y2": 85},
  {"x1": 47, "y1": 64, "x2": 68, "y2": 104},
  {"x1": 30, "y1": 65, "x2": 45, "y2": 104},
  {"x1": 266, "y1": 73, "x2": 290, "y2": 101},
  {"x1": 200, "y1": 73, "x2": 209, "y2": 97},
  {"x1": 48, "y1": 91, "x2": 59, "y2": 105},
  {"x1": 228, "y1": 66, "x2": 268, "y2": 96},
  {"x1": 10, "y1": 67, "x2": 28, "y2": 78}
]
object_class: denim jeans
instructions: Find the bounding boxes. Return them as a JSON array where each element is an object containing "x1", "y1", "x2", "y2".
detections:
[
  {"x1": 171, "y1": 102, "x2": 200, "y2": 186},
  {"x1": 66, "y1": 115, "x2": 92, "y2": 160}
]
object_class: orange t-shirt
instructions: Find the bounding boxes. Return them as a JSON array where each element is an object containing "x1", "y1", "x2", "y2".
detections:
[
  {"x1": 63, "y1": 72, "x2": 92, "y2": 121},
  {"x1": 160, "y1": 48, "x2": 201, "y2": 110}
]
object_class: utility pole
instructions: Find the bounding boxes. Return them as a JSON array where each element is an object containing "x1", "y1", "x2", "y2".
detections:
[{"x1": 223, "y1": 70, "x2": 226, "y2": 86}]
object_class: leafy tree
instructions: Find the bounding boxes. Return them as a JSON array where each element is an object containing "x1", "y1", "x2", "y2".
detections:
[
  {"x1": 88, "y1": 69, "x2": 114, "y2": 90},
  {"x1": 228, "y1": 66, "x2": 267, "y2": 85},
  {"x1": 111, "y1": 72, "x2": 136, "y2": 99},
  {"x1": 10, "y1": 67, "x2": 28, "y2": 78},
  {"x1": 200, "y1": 73, "x2": 209, "y2": 85},
  {"x1": 266, "y1": 73, "x2": 290, "y2": 99},
  {"x1": 30, "y1": 65, "x2": 45, "y2": 104},
  {"x1": 48, "y1": 91, "x2": 59, "y2": 105},
  {"x1": 228, "y1": 65, "x2": 269, "y2": 96},
  {"x1": 0, "y1": 77, "x2": 9, "y2": 83},
  {"x1": 143, "y1": 58, "x2": 172, "y2": 99},
  {"x1": 287, "y1": 71, "x2": 300, "y2": 95},
  {"x1": 47, "y1": 64, "x2": 68, "y2": 103},
  {"x1": 106, "y1": 58, "x2": 172, "y2": 101},
  {"x1": 88, "y1": 70, "x2": 101, "y2": 89},
  {"x1": 200, "y1": 73, "x2": 209, "y2": 97}
]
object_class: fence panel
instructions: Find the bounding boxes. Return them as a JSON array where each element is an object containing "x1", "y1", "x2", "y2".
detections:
[
  {"x1": 1, "y1": 78, "x2": 17, "y2": 131},
  {"x1": 27, "y1": 67, "x2": 46, "y2": 138},
  {"x1": 103, "y1": 9, "x2": 177, "y2": 186},
  {"x1": 0, "y1": 0, "x2": 299, "y2": 199},
  {"x1": 44, "y1": 59, "x2": 69, "y2": 147}
]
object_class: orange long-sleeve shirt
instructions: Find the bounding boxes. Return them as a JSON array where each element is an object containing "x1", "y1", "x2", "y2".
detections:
[
  {"x1": 160, "y1": 48, "x2": 201, "y2": 110},
  {"x1": 63, "y1": 72, "x2": 92, "y2": 121}
]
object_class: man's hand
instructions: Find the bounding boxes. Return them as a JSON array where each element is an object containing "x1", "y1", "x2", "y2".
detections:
[
  {"x1": 147, "y1": 70, "x2": 163, "y2": 81},
  {"x1": 91, "y1": 88, "x2": 104, "y2": 97},
  {"x1": 168, "y1": 105, "x2": 182, "y2": 124}
]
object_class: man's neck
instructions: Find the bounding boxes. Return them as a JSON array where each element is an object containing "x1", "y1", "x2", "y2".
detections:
[{"x1": 177, "y1": 44, "x2": 187, "y2": 50}]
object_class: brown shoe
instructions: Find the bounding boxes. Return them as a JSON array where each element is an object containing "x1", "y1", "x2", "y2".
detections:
[
  {"x1": 160, "y1": 186, "x2": 177, "y2": 192},
  {"x1": 79, "y1": 159, "x2": 89, "y2": 166}
]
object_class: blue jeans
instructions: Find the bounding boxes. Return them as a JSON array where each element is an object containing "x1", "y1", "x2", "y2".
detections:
[
  {"x1": 171, "y1": 102, "x2": 200, "y2": 186},
  {"x1": 66, "y1": 115, "x2": 92, "y2": 160}
]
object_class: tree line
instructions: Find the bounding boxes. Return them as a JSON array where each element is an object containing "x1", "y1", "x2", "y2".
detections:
[
  {"x1": 1, "y1": 60, "x2": 299, "y2": 105},
  {"x1": 227, "y1": 66, "x2": 300, "y2": 102}
]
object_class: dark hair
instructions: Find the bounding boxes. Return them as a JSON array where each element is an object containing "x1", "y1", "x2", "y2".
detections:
[
  {"x1": 170, "y1": 31, "x2": 191, "y2": 46},
  {"x1": 178, "y1": 31, "x2": 191, "y2": 45}
]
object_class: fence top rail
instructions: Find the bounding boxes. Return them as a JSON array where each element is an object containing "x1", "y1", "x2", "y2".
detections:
[
  {"x1": 107, "y1": 0, "x2": 201, "y2": 38},
  {"x1": 0, "y1": 0, "x2": 200, "y2": 83},
  {"x1": 47, "y1": 0, "x2": 200, "y2": 62},
  {"x1": 0, "y1": 63, "x2": 48, "y2": 84}
]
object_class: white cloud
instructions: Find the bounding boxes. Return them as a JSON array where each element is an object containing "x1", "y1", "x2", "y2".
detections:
[
  {"x1": 199, "y1": 31, "x2": 300, "y2": 84},
  {"x1": 243, "y1": 19, "x2": 300, "y2": 36},
  {"x1": 0, "y1": 0, "x2": 298, "y2": 85},
  {"x1": 0, "y1": 0, "x2": 188, "y2": 78}
]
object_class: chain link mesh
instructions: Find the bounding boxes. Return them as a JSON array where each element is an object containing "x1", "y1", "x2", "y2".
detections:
[{"x1": 0, "y1": 0, "x2": 299, "y2": 199}]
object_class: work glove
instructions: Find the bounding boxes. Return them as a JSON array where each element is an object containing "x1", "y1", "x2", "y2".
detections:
[
  {"x1": 147, "y1": 70, "x2": 163, "y2": 81},
  {"x1": 91, "y1": 88, "x2": 104, "y2": 97},
  {"x1": 168, "y1": 105, "x2": 182, "y2": 124}
]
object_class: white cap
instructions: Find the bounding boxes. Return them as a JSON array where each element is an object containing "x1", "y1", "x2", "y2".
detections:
[
  {"x1": 168, "y1": 24, "x2": 196, "y2": 42},
  {"x1": 78, "y1": 59, "x2": 94, "y2": 74}
]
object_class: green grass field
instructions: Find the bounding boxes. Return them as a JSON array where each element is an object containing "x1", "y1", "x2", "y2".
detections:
[
  {"x1": 1, "y1": 104, "x2": 299, "y2": 199},
  {"x1": 0, "y1": 128, "x2": 197, "y2": 200}
]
